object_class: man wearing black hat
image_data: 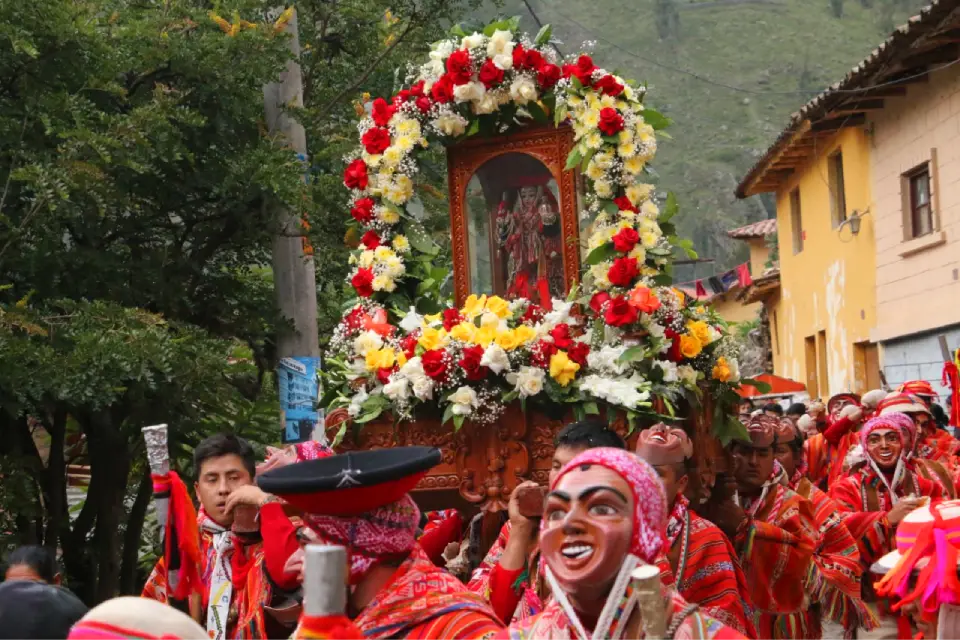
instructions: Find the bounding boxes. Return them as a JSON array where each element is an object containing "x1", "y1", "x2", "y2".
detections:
[{"x1": 259, "y1": 446, "x2": 503, "y2": 639}]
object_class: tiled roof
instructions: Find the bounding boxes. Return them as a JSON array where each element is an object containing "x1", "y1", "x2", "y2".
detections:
[
  {"x1": 727, "y1": 218, "x2": 777, "y2": 239},
  {"x1": 735, "y1": 0, "x2": 960, "y2": 198}
]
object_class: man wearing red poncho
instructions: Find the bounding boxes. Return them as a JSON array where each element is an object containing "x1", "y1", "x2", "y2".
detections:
[{"x1": 804, "y1": 393, "x2": 865, "y2": 491}]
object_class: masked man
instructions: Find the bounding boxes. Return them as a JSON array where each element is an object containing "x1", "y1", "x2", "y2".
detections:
[
  {"x1": 142, "y1": 433, "x2": 280, "y2": 639},
  {"x1": 504, "y1": 447, "x2": 745, "y2": 639},
  {"x1": 259, "y1": 446, "x2": 502, "y2": 639},
  {"x1": 722, "y1": 415, "x2": 817, "y2": 639},
  {"x1": 773, "y1": 418, "x2": 874, "y2": 637},
  {"x1": 805, "y1": 393, "x2": 864, "y2": 491},
  {"x1": 635, "y1": 424, "x2": 757, "y2": 638},
  {"x1": 829, "y1": 414, "x2": 944, "y2": 638},
  {"x1": 878, "y1": 393, "x2": 959, "y2": 497},
  {"x1": 468, "y1": 421, "x2": 626, "y2": 625}
]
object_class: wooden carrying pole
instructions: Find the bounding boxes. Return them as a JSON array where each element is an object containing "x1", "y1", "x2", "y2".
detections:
[
  {"x1": 632, "y1": 564, "x2": 667, "y2": 639},
  {"x1": 303, "y1": 545, "x2": 347, "y2": 618}
]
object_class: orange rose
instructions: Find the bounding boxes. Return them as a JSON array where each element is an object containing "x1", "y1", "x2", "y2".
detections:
[{"x1": 628, "y1": 286, "x2": 661, "y2": 314}]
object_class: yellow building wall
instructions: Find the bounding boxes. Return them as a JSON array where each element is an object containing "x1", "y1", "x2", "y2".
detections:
[
  {"x1": 747, "y1": 238, "x2": 771, "y2": 279},
  {"x1": 711, "y1": 292, "x2": 760, "y2": 325},
  {"x1": 770, "y1": 127, "x2": 877, "y2": 398}
]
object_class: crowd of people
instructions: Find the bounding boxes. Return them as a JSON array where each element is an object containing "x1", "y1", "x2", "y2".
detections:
[{"x1": 1, "y1": 380, "x2": 959, "y2": 639}]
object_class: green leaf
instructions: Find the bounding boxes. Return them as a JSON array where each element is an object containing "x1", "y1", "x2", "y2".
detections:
[
  {"x1": 534, "y1": 24, "x2": 553, "y2": 46},
  {"x1": 652, "y1": 273, "x2": 673, "y2": 286},
  {"x1": 580, "y1": 147, "x2": 596, "y2": 172},
  {"x1": 416, "y1": 278, "x2": 436, "y2": 295},
  {"x1": 714, "y1": 415, "x2": 750, "y2": 446},
  {"x1": 466, "y1": 118, "x2": 481, "y2": 137},
  {"x1": 408, "y1": 226, "x2": 440, "y2": 256},
  {"x1": 583, "y1": 401, "x2": 600, "y2": 415},
  {"x1": 554, "y1": 104, "x2": 568, "y2": 127},
  {"x1": 573, "y1": 404, "x2": 586, "y2": 422},
  {"x1": 741, "y1": 378, "x2": 772, "y2": 394},
  {"x1": 564, "y1": 148, "x2": 583, "y2": 171},
  {"x1": 450, "y1": 24, "x2": 467, "y2": 37},
  {"x1": 442, "y1": 402, "x2": 456, "y2": 425},
  {"x1": 661, "y1": 192, "x2": 678, "y2": 223},
  {"x1": 527, "y1": 101, "x2": 549, "y2": 124},
  {"x1": 602, "y1": 200, "x2": 620, "y2": 216},
  {"x1": 503, "y1": 389, "x2": 519, "y2": 404},
  {"x1": 570, "y1": 75, "x2": 583, "y2": 91},
  {"x1": 453, "y1": 414, "x2": 465, "y2": 430},
  {"x1": 583, "y1": 242, "x2": 618, "y2": 266},
  {"x1": 617, "y1": 346, "x2": 645, "y2": 364},
  {"x1": 641, "y1": 109, "x2": 672, "y2": 130}
]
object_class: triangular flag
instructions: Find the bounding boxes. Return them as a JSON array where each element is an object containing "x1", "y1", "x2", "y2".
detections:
[
  {"x1": 737, "y1": 263, "x2": 753, "y2": 287},
  {"x1": 695, "y1": 280, "x2": 707, "y2": 298}
]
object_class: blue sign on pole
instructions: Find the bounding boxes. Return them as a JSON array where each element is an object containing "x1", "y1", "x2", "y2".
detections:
[{"x1": 278, "y1": 356, "x2": 322, "y2": 444}]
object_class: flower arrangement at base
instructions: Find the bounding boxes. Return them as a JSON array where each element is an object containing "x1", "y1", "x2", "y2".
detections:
[{"x1": 324, "y1": 18, "x2": 755, "y2": 444}]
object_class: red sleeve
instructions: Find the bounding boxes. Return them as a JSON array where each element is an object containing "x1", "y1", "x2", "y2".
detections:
[
  {"x1": 823, "y1": 415, "x2": 856, "y2": 445},
  {"x1": 418, "y1": 512, "x2": 462, "y2": 567},
  {"x1": 488, "y1": 563, "x2": 524, "y2": 625},
  {"x1": 259, "y1": 502, "x2": 301, "y2": 590}
]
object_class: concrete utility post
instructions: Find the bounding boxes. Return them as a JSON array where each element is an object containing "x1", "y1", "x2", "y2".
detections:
[
  {"x1": 263, "y1": 8, "x2": 322, "y2": 442},
  {"x1": 264, "y1": 8, "x2": 319, "y2": 359}
]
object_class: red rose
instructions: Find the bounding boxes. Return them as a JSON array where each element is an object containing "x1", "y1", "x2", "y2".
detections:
[
  {"x1": 598, "y1": 108, "x2": 625, "y2": 136},
  {"x1": 343, "y1": 159, "x2": 369, "y2": 190},
  {"x1": 594, "y1": 74, "x2": 624, "y2": 97},
  {"x1": 442, "y1": 308, "x2": 464, "y2": 331},
  {"x1": 409, "y1": 81, "x2": 426, "y2": 97},
  {"x1": 350, "y1": 197, "x2": 375, "y2": 224},
  {"x1": 431, "y1": 75, "x2": 455, "y2": 103},
  {"x1": 522, "y1": 304, "x2": 544, "y2": 324},
  {"x1": 361, "y1": 229, "x2": 381, "y2": 250},
  {"x1": 568, "y1": 342, "x2": 590, "y2": 367},
  {"x1": 628, "y1": 286, "x2": 662, "y2": 315},
  {"x1": 377, "y1": 367, "x2": 394, "y2": 385},
  {"x1": 550, "y1": 324, "x2": 574, "y2": 350},
  {"x1": 371, "y1": 97, "x2": 396, "y2": 126},
  {"x1": 400, "y1": 332, "x2": 419, "y2": 359},
  {"x1": 351, "y1": 268, "x2": 374, "y2": 297},
  {"x1": 512, "y1": 44, "x2": 528, "y2": 70},
  {"x1": 614, "y1": 196, "x2": 637, "y2": 213},
  {"x1": 530, "y1": 340, "x2": 558, "y2": 369},
  {"x1": 612, "y1": 227, "x2": 640, "y2": 253},
  {"x1": 415, "y1": 96, "x2": 432, "y2": 113},
  {"x1": 563, "y1": 55, "x2": 595, "y2": 86},
  {"x1": 537, "y1": 63, "x2": 561, "y2": 90},
  {"x1": 344, "y1": 305, "x2": 366, "y2": 330},
  {"x1": 664, "y1": 328, "x2": 683, "y2": 363},
  {"x1": 361, "y1": 126, "x2": 391, "y2": 155},
  {"x1": 604, "y1": 295, "x2": 638, "y2": 327},
  {"x1": 458, "y1": 345, "x2": 489, "y2": 381},
  {"x1": 422, "y1": 349, "x2": 449, "y2": 381},
  {"x1": 523, "y1": 49, "x2": 544, "y2": 70},
  {"x1": 445, "y1": 49, "x2": 473, "y2": 85},
  {"x1": 607, "y1": 256, "x2": 639, "y2": 287},
  {"x1": 589, "y1": 292, "x2": 611, "y2": 315},
  {"x1": 478, "y1": 59, "x2": 505, "y2": 88},
  {"x1": 392, "y1": 91, "x2": 410, "y2": 106}
]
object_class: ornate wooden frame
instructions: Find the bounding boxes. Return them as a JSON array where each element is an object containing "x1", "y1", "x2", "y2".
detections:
[{"x1": 446, "y1": 125, "x2": 580, "y2": 307}]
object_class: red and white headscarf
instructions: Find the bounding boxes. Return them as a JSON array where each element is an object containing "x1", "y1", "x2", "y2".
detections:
[{"x1": 542, "y1": 447, "x2": 668, "y2": 640}]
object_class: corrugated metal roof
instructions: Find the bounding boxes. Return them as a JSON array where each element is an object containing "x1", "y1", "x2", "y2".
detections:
[
  {"x1": 728, "y1": 218, "x2": 777, "y2": 239},
  {"x1": 735, "y1": 0, "x2": 960, "y2": 198}
]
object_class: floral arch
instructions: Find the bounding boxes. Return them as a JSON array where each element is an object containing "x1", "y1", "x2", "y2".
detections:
[{"x1": 324, "y1": 18, "x2": 749, "y2": 443}]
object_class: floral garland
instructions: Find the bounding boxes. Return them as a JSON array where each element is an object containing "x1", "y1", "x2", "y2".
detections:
[{"x1": 326, "y1": 19, "x2": 748, "y2": 441}]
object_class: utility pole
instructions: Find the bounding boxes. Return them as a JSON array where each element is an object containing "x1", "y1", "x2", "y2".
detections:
[{"x1": 263, "y1": 8, "x2": 321, "y2": 444}]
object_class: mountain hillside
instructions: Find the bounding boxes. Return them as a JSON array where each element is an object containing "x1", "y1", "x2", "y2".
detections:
[{"x1": 476, "y1": 0, "x2": 927, "y2": 282}]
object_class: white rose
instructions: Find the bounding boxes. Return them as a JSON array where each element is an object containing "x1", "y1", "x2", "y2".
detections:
[
  {"x1": 353, "y1": 331, "x2": 383, "y2": 357},
  {"x1": 450, "y1": 385, "x2": 480, "y2": 415},
  {"x1": 347, "y1": 388, "x2": 369, "y2": 418},
  {"x1": 433, "y1": 113, "x2": 467, "y2": 136},
  {"x1": 383, "y1": 376, "x2": 410, "y2": 401},
  {"x1": 412, "y1": 376, "x2": 435, "y2": 401},
  {"x1": 509, "y1": 76, "x2": 538, "y2": 105},
  {"x1": 480, "y1": 344, "x2": 511, "y2": 375},
  {"x1": 543, "y1": 300, "x2": 574, "y2": 327},
  {"x1": 487, "y1": 30, "x2": 514, "y2": 58},
  {"x1": 707, "y1": 325, "x2": 722, "y2": 344},
  {"x1": 454, "y1": 81, "x2": 485, "y2": 104},
  {"x1": 399, "y1": 307, "x2": 424, "y2": 333},
  {"x1": 586, "y1": 345, "x2": 628, "y2": 375},
  {"x1": 655, "y1": 360, "x2": 679, "y2": 383},
  {"x1": 400, "y1": 356, "x2": 425, "y2": 381},
  {"x1": 492, "y1": 52, "x2": 513, "y2": 70},
  {"x1": 507, "y1": 366, "x2": 545, "y2": 398},
  {"x1": 461, "y1": 32, "x2": 485, "y2": 50},
  {"x1": 678, "y1": 365, "x2": 699, "y2": 387},
  {"x1": 432, "y1": 40, "x2": 454, "y2": 59},
  {"x1": 727, "y1": 357, "x2": 741, "y2": 382},
  {"x1": 473, "y1": 92, "x2": 499, "y2": 115}
]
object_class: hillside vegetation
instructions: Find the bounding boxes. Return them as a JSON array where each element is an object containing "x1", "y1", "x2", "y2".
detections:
[{"x1": 477, "y1": 0, "x2": 926, "y2": 281}]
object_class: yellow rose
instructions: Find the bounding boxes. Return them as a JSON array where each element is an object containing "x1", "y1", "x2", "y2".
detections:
[
  {"x1": 679, "y1": 334, "x2": 702, "y2": 359},
  {"x1": 396, "y1": 351, "x2": 408, "y2": 368},
  {"x1": 474, "y1": 325, "x2": 496, "y2": 348},
  {"x1": 672, "y1": 288, "x2": 686, "y2": 305},
  {"x1": 449, "y1": 321, "x2": 477, "y2": 343},
  {"x1": 686, "y1": 320, "x2": 713, "y2": 347},
  {"x1": 365, "y1": 347, "x2": 396, "y2": 371},
  {"x1": 495, "y1": 329, "x2": 522, "y2": 351},
  {"x1": 513, "y1": 325, "x2": 537, "y2": 345},
  {"x1": 423, "y1": 312, "x2": 442, "y2": 325},
  {"x1": 549, "y1": 350, "x2": 580, "y2": 387},
  {"x1": 418, "y1": 326, "x2": 447, "y2": 351},
  {"x1": 712, "y1": 356, "x2": 731, "y2": 383},
  {"x1": 461, "y1": 294, "x2": 487, "y2": 319}
]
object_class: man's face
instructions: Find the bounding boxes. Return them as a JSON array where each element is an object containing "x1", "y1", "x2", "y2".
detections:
[
  {"x1": 195, "y1": 454, "x2": 252, "y2": 526},
  {"x1": 913, "y1": 412, "x2": 932, "y2": 432},
  {"x1": 830, "y1": 398, "x2": 853, "y2": 419},
  {"x1": 652, "y1": 463, "x2": 688, "y2": 508},
  {"x1": 866, "y1": 430, "x2": 902, "y2": 471},
  {"x1": 550, "y1": 445, "x2": 588, "y2": 486},
  {"x1": 773, "y1": 442, "x2": 796, "y2": 478},
  {"x1": 731, "y1": 443, "x2": 774, "y2": 493},
  {"x1": 541, "y1": 465, "x2": 633, "y2": 612}
]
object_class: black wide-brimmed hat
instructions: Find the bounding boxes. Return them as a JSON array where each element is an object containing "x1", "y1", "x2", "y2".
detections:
[
  {"x1": 257, "y1": 446, "x2": 441, "y2": 516},
  {"x1": 0, "y1": 581, "x2": 88, "y2": 639}
]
